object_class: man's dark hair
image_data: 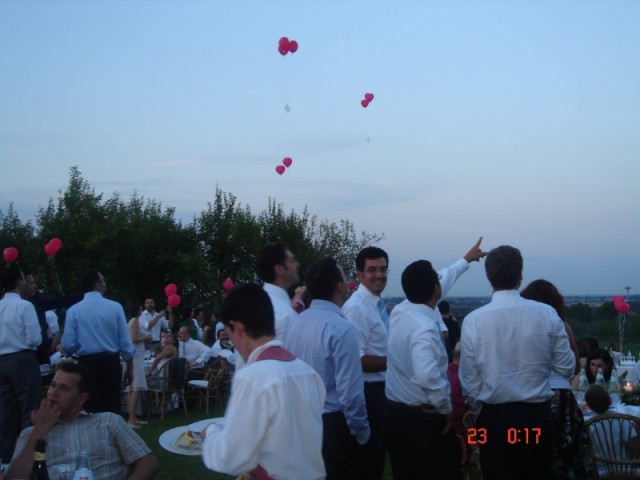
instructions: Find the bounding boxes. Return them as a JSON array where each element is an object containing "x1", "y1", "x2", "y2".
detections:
[
  {"x1": 81, "y1": 269, "x2": 102, "y2": 293},
  {"x1": 438, "y1": 300, "x2": 450, "y2": 315},
  {"x1": 585, "y1": 384, "x2": 611, "y2": 415},
  {"x1": 255, "y1": 243, "x2": 290, "y2": 283},
  {"x1": 1, "y1": 266, "x2": 24, "y2": 292},
  {"x1": 55, "y1": 360, "x2": 95, "y2": 396},
  {"x1": 355, "y1": 247, "x2": 389, "y2": 272},
  {"x1": 220, "y1": 283, "x2": 275, "y2": 338},
  {"x1": 401, "y1": 260, "x2": 439, "y2": 304},
  {"x1": 484, "y1": 246, "x2": 523, "y2": 290},
  {"x1": 305, "y1": 257, "x2": 343, "y2": 301}
]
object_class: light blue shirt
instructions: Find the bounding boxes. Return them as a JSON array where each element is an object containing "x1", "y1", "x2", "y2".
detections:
[
  {"x1": 284, "y1": 299, "x2": 370, "y2": 444},
  {"x1": 62, "y1": 292, "x2": 136, "y2": 360}
]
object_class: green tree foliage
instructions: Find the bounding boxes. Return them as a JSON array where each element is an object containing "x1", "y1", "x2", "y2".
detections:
[{"x1": 2, "y1": 166, "x2": 383, "y2": 314}]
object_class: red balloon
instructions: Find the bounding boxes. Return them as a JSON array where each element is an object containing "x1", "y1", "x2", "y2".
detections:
[
  {"x1": 44, "y1": 243, "x2": 57, "y2": 257},
  {"x1": 613, "y1": 295, "x2": 626, "y2": 305},
  {"x1": 164, "y1": 283, "x2": 177, "y2": 297},
  {"x1": 3, "y1": 247, "x2": 19, "y2": 264},
  {"x1": 275, "y1": 165, "x2": 286, "y2": 175},
  {"x1": 364, "y1": 93, "x2": 374, "y2": 102},
  {"x1": 288, "y1": 40, "x2": 298, "y2": 53},
  {"x1": 278, "y1": 36, "x2": 290, "y2": 49},
  {"x1": 282, "y1": 157, "x2": 293, "y2": 168},
  {"x1": 348, "y1": 281, "x2": 357, "y2": 291},
  {"x1": 167, "y1": 294, "x2": 181, "y2": 308},
  {"x1": 616, "y1": 302, "x2": 631, "y2": 314},
  {"x1": 49, "y1": 237, "x2": 62, "y2": 249},
  {"x1": 222, "y1": 278, "x2": 234, "y2": 291},
  {"x1": 278, "y1": 46, "x2": 288, "y2": 56},
  {"x1": 361, "y1": 99, "x2": 369, "y2": 108}
]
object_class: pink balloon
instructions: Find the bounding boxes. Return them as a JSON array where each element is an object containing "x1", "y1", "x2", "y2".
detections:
[
  {"x1": 282, "y1": 157, "x2": 293, "y2": 168},
  {"x1": 613, "y1": 295, "x2": 626, "y2": 305},
  {"x1": 361, "y1": 99, "x2": 369, "y2": 108},
  {"x1": 275, "y1": 165, "x2": 286, "y2": 175},
  {"x1": 364, "y1": 93, "x2": 374, "y2": 102},
  {"x1": 616, "y1": 302, "x2": 631, "y2": 314},
  {"x1": 288, "y1": 40, "x2": 298, "y2": 53},
  {"x1": 164, "y1": 283, "x2": 177, "y2": 297},
  {"x1": 278, "y1": 46, "x2": 288, "y2": 56},
  {"x1": 167, "y1": 294, "x2": 181, "y2": 308},
  {"x1": 49, "y1": 237, "x2": 62, "y2": 249},
  {"x1": 348, "y1": 281, "x2": 357, "y2": 291},
  {"x1": 3, "y1": 247, "x2": 19, "y2": 264},
  {"x1": 44, "y1": 243, "x2": 57, "y2": 257},
  {"x1": 222, "y1": 278, "x2": 234, "y2": 291},
  {"x1": 278, "y1": 36, "x2": 290, "y2": 49}
]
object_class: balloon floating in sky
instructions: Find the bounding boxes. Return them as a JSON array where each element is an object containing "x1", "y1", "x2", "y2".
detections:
[
  {"x1": 44, "y1": 237, "x2": 63, "y2": 257},
  {"x1": 277, "y1": 36, "x2": 299, "y2": 56},
  {"x1": 360, "y1": 92, "x2": 375, "y2": 108},
  {"x1": 275, "y1": 157, "x2": 293, "y2": 175},
  {"x1": 3, "y1": 247, "x2": 19, "y2": 264}
]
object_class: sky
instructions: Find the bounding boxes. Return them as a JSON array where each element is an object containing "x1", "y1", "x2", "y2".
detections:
[{"x1": 1, "y1": 0, "x2": 639, "y2": 298}]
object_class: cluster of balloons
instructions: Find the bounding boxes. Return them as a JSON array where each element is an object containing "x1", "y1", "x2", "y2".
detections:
[
  {"x1": 44, "y1": 237, "x2": 63, "y2": 257},
  {"x1": 278, "y1": 36, "x2": 299, "y2": 56},
  {"x1": 275, "y1": 157, "x2": 293, "y2": 175},
  {"x1": 613, "y1": 295, "x2": 631, "y2": 314},
  {"x1": 360, "y1": 92, "x2": 375, "y2": 108},
  {"x1": 3, "y1": 247, "x2": 19, "y2": 264},
  {"x1": 164, "y1": 283, "x2": 181, "y2": 309}
]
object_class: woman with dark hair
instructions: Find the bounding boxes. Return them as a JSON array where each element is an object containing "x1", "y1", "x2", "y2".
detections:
[
  {"x1": 521, "y1": 279, "x2": 590, "y2": 479},
  {"x1": 585, "y1": 349, "x2": 614, "y2": 384}
]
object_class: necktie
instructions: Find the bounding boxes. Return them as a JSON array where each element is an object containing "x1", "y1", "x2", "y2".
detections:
[
  {"x1": 378, "y1": 299, "x2": 389, "y2": 331},
  {"x1": 180, "y1": 342, "x2": 185, "y2": 358}
]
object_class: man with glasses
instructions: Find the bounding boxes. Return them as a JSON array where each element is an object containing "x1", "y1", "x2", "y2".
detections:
[
  {"x1": 61, "y1": 270, "x2": 136, "y2": 414},
  {"x1": 344, "y1": 239, "x2": 486, "y2": 479}
]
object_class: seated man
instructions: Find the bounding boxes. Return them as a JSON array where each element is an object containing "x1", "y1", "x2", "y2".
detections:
[
  {"x1": 6, "y1": 361, "x2": 159, "y2": 480},
  {"x1": 201, "y1": 283, "x2": 326, "y2": 479}
]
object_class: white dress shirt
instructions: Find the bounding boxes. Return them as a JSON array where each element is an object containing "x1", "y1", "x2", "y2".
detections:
[
  {"x1": 202, "y1": 340, "x2": 326, "y2": 479},
  {"x1": 140, "y1": 310, "x2": 169, "y2": 342},
  {"x1": 460, "y1": 290, "x2": 575, "y2": 406},
  {"x1": 179, "y1": 338, "x2": 212, "y2": 368},
  {"x1": 263, "y1": 283, "x2": 297, "y2": 339},
  {"x1": 385, "y1": 300, "x2": 452, "y2": 414},
  {"x1": 0, "y1": 292, "x2": 42, "y2": 354},
  {"x1": 343, "y1": 284, "x2": 388, "y2": 382}
]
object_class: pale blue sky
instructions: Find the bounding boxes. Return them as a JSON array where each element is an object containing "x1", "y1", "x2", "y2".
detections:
[{"x1": 1, "y1": 1, "x2": 639, "y2": 297}]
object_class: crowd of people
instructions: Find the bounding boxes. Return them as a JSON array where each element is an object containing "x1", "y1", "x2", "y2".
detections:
[{"x1": 0, "y1": 239, "x2": 633, "y2": 479}]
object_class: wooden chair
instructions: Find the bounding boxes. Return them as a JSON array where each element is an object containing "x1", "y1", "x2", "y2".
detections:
[
  {"x1": 584, "y1": 412, "x2": 640, "y2": 479},
  {"x1": 146, "y1": 357, "x2": 189, "y2": 420},
  {"x1": 462, "y1": 411, "x2": 483, "y2": 480},
  {"x1": 188, "y1": 356, "x2": 233, "y2": 414}
]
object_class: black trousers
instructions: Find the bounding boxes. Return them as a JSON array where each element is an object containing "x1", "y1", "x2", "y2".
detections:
[
  {"x1": 477, "y1": 401, "x2": 553, "y2": 480},
  {"x1": 386, "y1": 401, "x2": 461, "y2": 480},
  {"x1": 0, "y1": 350, "x2": 41, "y2": 463},
  {"x1": 78, "y1": 353, "x2": 122, "y2": 414},
  {"x1": 322, "y1": 411, "x2": 360, "y2": 480},
  {"x1": 353, "y1": 381, "x2": 386, "y2": 480}
]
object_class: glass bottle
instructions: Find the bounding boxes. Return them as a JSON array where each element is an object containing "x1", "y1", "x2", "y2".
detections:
[
  {"x1": 595, "y1": 367, "x2": 606, "y2": 386},
  {"x1": 71, "y1": 451, "x2": 93, "y2": 480},
  {"x1": 575, "y1": 368, "x2": 589, "y2": 402},
  {"x1": 29, "y1": 439, "x2": 50, "y2": 480},
  {"x1": 609, "y1": 369, "x2": 621, "y2": 405}
]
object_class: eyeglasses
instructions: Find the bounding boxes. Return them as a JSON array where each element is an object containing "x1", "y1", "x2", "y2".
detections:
[{"x1": 363, "y1": 267, "x2": 389, "y2": 274}]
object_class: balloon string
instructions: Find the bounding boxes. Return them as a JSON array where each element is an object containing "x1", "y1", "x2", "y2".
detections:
[
  {"x1": 49, "y1": 257, "x2": 65, "y2": 295},
  {"x1": 283, "y1": 58, "x2": 290, "y2": 109}
]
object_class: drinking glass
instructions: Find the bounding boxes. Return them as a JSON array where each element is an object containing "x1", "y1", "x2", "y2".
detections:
[{"x1": 56, "y1": 464, "x2": 75, "y2": 480}]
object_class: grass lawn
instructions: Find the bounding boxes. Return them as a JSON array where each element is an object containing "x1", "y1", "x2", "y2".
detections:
[{"x1": 134, "y1": 404, "x2": 478, "y2": 479}]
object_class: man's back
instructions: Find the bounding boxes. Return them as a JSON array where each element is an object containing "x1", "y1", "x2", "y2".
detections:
[{"x1": 203, "y1": 349, "x2": 326, "y2": 478}]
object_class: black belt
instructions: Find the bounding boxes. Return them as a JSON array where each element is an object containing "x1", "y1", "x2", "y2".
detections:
[{"x1": 387, "y1": 399, "x2": 436, "y2": 411}]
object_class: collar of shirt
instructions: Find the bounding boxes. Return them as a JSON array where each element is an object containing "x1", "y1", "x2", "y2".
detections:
[
  {"x1": 263, "y1": 283, "x2": 290, "y2": 304},
  {"x1": 246, "y1": 339, "x2": 283, "y2": 365},
  {"x1": 308, "y1": 299, "x2": 346, "y2": 318}
]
